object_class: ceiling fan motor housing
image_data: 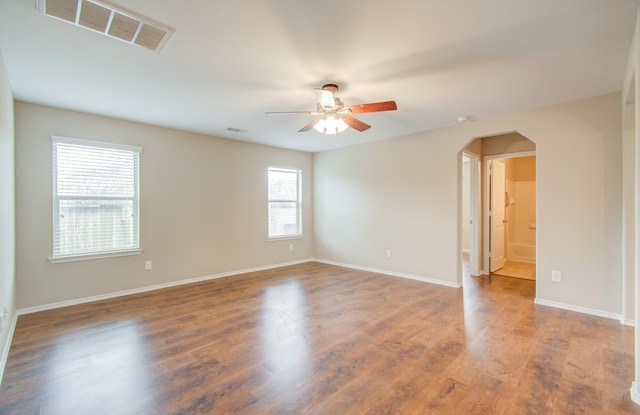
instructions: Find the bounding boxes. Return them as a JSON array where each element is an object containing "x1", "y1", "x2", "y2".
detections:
[{"x1": 321, "y1": 83, "x2": 339, "y2": 93}]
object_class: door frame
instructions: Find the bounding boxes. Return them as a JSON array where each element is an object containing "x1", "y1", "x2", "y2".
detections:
[
  {"x1": 462, "y1": 151, "x2": 481, "y2": 277},
  {"x1": 483, "y1": 151, "x2": 536, "y2": 274},
  {"x1": 489, "y1": 159, "x2": 507, "y2": 272}
]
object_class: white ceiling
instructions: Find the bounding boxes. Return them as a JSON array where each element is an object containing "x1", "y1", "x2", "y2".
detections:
[{"x1": 0, "y1": 0, "x2": 638, "y2": 152}]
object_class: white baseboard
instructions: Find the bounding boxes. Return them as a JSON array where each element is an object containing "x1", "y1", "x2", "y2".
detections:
[
  {"x1": 621, "y1": 318, "x2": 636, "y2": 327},
  {"x1": 14, "y1": 259, "x2": 632, "y2": 387},
  {"x1": 17, "y1": 258, "x2": 315, "y2": 316},
  {"x1": 534, "y1": 298, "x2": 622, "y2": 321},
  {"x1": 631, "y1": 381, "x2": 640, "y2": 405},
  {"x1": 0, "y1": 313, "x2": 18, "y2": 386},
  {"x1": 314, "y1": 258, "x2": 461, "y2": 288}
]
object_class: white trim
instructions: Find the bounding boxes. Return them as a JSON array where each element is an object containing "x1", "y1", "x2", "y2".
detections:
[
  {"x1": 314, "y1": 259, "x2": 462, "y2": 288},
  {"x1": 461, "y1": 151, "x2": 481, "y2": 278},
  {"x1": 51, "y1": 136, "x2": 141, "y2": 260},
  {"x1": 483, "y1": 150, "x2": 537, "y2": 275},
  {"x1": 51, "y1": 135, "x2": 142, "y2": 154},
  {"x1": 622, "y1": 318, "x2": 636, "y2": 327},
  {"x1": 49, "y1": 248, "x2": 143, "y2": 263},
  {"x1": 534, "y1": 298, "x2": 622, "y2": 321},
  {"x1": 267, "y1": 235, "x2": 304, "y2": 242},
  {"x1": 3, "y1": 257, "x2": 454, "y2": 384},
  {"x1": 267, "y1": 166, "x2": 302, "y2": 240},
  {"x1": 632, "y1": 381, "x2": 640, "y2": 406},
  {"x1": 18, "y1": 259, "x2": 314, "y2": 315},
  {"x1": 484, "y1": 150, "x2": 536, "y2": 160},
  {"x1": 0, "y1": 313, "x2": 18, "y2": 386}
]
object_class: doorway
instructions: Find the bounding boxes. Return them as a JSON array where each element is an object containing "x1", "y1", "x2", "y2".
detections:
[
  {"x1": 461, "y1": 152, "x2": 480, "y2": 277},
  {"x1": 487, "y1": 154, "x2": 536, "y2": 281},
  {"x1": 459, "y1": 132, "x2": 537, "y2": 284}
]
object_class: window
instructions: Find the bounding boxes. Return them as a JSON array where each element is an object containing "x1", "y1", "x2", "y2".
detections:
[
  {"x1": 268, "y1": 167, "x2": 302, "y2": 239},
  {"x1": 51, "y1": 136, "x2": 141, "y2": 261}
]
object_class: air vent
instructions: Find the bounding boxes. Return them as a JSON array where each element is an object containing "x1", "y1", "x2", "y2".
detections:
[{"x1": 36, "y1": 0, "x2": 174, "y2": 53}]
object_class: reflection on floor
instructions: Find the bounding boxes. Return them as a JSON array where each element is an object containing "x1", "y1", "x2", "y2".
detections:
[
  {"x1": 492, "y1": 261, "x2": 536, "y2": 280},
  {"x1": 461, "y1": 252, "x2": 535, "y2": 281},
  {"x1": 3, "y1": 262, "x2": 637, "y2": 414}
]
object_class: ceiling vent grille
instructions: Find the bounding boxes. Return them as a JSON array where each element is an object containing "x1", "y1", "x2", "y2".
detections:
[{"x1": 36, "y1": 0, "x2": 174, "y2": 52}]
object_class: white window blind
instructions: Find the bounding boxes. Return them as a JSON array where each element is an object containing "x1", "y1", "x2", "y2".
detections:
[
  {"x1": 268, "y1": 167, "x2": 302, "y2": 238},
  {"x1": 52, "y1": 136, "x2": 141, "y2": 260}
]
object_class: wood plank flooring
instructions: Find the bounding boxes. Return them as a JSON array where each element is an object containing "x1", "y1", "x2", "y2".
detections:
[{"x1": 0, "y1": 262, "x2": 638, "y2": 414}]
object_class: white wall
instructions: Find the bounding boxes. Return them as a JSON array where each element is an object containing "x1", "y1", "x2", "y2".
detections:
[
  {"x1": 0, "y1": 52, "x2": 16, "y2": 381},
  {"x1": 314, "y1": 93, "x2": 622, "y2": 315},
  {"x1": 14, "y1": 102, "x2": 314, "y2": 309}
]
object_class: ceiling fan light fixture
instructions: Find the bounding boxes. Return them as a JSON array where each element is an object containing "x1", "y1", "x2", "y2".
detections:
[
  {"x1": 313, "y1": 115, "x2": 348, "y2": 135},
  {"x1": 266, "y1": 83, "x2": 396, "y2": 135}
]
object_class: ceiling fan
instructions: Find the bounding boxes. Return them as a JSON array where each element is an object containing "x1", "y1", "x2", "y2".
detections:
[{"x1": 265, "y1": 84, "x2": 397, "y2": 135}]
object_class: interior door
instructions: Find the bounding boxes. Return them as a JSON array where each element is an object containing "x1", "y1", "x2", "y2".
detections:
[{"x1": 490, "y1": 160, "x2": 506, "y2": 272}]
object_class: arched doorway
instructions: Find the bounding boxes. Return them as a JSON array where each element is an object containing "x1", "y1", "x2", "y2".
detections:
[{"x1": 459, "y1": 132, "x2": 537, "y2": 284}]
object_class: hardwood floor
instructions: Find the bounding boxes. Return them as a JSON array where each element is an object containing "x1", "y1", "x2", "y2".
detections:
[{"x1": 0, "y1": 262, "x2": 638, "y2": 414}]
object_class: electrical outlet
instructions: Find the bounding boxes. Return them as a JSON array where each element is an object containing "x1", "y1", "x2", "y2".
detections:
[
  {"x1": 386, "y1": 249, "x2": 392, "y2": 258},
  {"x1": 289, "y1": 243, "x2": 294, "y2": 251},
  {"x1": 145, "y1": 260, "x2": 152, "y2": 270},
  {"x1": 551, "y1": 271, "x2": 561, "y2": 282}
]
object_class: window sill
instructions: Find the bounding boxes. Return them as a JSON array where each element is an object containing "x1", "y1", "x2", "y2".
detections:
[
  {"x1": 48, "y1": 248, "x2": 143, "y2": 263},
  {"x1": 267, "y1": 235, "x2": 304, "y2": 242}
]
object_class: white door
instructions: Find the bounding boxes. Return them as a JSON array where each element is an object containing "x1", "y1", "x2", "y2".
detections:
[{"x1": 490, "y1": 160, "x2": 506, "y2": 272}]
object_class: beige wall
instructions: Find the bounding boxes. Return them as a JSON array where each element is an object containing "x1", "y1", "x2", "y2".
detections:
[
  {"x1": 8, "y1": 92, "x2": 625, "y2": 318},
  {"x1": 507, "y1": 155, "x2": 536, "y2": 182},
  {"x1": 482, "y1": 132, "x2": 536, "y2": 156},
  {"x1": 14, "y1": 102, "x2": 314, "y2": 309},
  {"x1": 314, "y1": 93, "x2": 622, "y2": 315},
  {"x1": 0, "y1": 52, "x2": 16, "y2": 377}
]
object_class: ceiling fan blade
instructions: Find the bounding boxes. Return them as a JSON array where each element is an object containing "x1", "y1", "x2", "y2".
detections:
[
  {"x1": 314, "y1": 88, "x2": 336, "y2": 109},
  {"x1": 265, "y1": 111, "x2": 315, "y2": 115},
  {"x1": 343, "y1": 116, "x2": 371, "y2": 132},
  {"x1": 298, "y1": 118, "x2": 320, "y2": 132},
  {"x1": 347, "y1": 100, "x2": 397, "y2": 114}
]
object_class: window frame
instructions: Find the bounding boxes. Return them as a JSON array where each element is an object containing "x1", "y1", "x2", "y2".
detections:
[
  {"x1": 267, "y1": 166, "x2": 303, "y2": 240},
  {"x1": 49, "y1": 135, "x2": 143, "y2": 263}
]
